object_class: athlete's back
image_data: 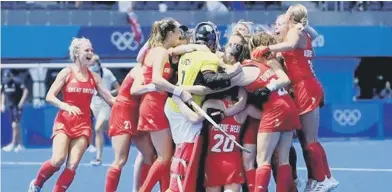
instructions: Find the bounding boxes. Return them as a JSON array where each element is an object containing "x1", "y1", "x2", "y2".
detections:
[{"x1": 167, "y1": 50, "x2": 219, "y2": 112}]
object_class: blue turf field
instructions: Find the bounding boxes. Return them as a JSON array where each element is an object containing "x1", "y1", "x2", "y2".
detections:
[{"x1": 1, "y1": 139, "x2": 392, "y2": 192}]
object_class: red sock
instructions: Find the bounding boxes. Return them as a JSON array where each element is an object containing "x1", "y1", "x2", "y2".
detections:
[
  {"x1": 159, "y1": 165, "x2": 170, "y2": 192},
  {"x1": 184, "y1": 137, "x2": 203, "y2": 192},
  {"x1": 276, "y1": 164, "x2": 293, "y2": 192},
  {"x1": 255, "y1": 165, "x2": 271, "y2": 192},
  {"x1": 105, "y1": 167, "x2": 122, "y2": 192},
  {"x1": 139, "y1": 160, "x2": 169, "y2": 192},
  {"x1": 34, "y1": 160, "x2": 60, "y2": 187},
  {"x1": 306, "y1": 143, "x2": 325, "y2": 181},
  {"x1": 139, "y1": 163, "x2": 152, "y2": 187},
  {"x1": 245, "y1": 169, "x2": 256, "y2": 192},
  {"x1": 315, "y1": 142, "x2": 331, "y2": 178},
  {"x1": 53, "y1": 168, "x2": 75, "y2": 192}
]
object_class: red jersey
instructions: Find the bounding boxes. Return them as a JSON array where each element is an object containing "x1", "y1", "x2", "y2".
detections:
[
  {"x1": 52, "y1": 67, "x2": 96, "y2": 140},
  {"x1": 205, "y1": 100, "x2": 245, "y2": 187},
  {"x1": 109, "y1": 71, "x2": 141, "y2": 137},
  {"x1": 116, "y1": 72, "x2": 139, "y2": 105},
  {"x1": 61, "y1": 68, "x2": 96, "y2": 117},
  {"x1": 208, "y1": 100, "x2": 243, "y2": 153},
  {"x1": 138, "y1": 49, "x2": 173, "y2": 131},
  {"x1": 282, "y1": 32, "x2": 315, "y2": 84},
  {"x1": 242, "y1": 60, "x2": 292, "y2": 112},
  {"x1": 242, "y1": 60, "x2": 300, "y2": 132}
]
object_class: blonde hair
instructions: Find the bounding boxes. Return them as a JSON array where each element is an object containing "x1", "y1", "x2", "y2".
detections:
[
  {"x1": 148, "y1": 18, "x2": 178, "y2": 47},
  {"x1": 288, "y1": 4, "x2": 308, "y2": 26},
  {"x1": 234, "y1": 20, "x2": 254, "y2": 35},
  {"x1": 69, "y1": 37, "x2": 92, "y2": 62}
]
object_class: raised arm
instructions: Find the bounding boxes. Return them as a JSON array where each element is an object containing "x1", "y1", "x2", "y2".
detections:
[
  {"x1": 267, "y1": 28, "x2": 301, "y2": 52},
  {"x1": 224, "y1": 87, "x2": 248, "y2": 116},
  {"x1": 303, "y1": 25, "x2": 319, "y2": 41},
  {"x1": 93, "y1": 72, "x2": 115, "y2": 106},
  {"x1": 169, "y1": 44, "x2": 211, "y2": 56},
  {"x1": 152, "y1": 48, "x2": 192, "y2": 102}
]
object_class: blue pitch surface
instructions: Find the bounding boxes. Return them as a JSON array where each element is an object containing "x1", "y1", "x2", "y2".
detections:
[{"x1": 1, "y1": 139, "x2": 392, "y2": 192}]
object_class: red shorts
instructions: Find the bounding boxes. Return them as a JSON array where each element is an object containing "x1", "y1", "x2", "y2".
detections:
[
  {"x1": 259, "y1": 99, "x2": 301, "y2": 133},
  {"x1": 138, "y1": 94, "x2": 170, "y2": 132},
  {"x1": 243, "y1": 118, "x2": 259, "y2": 145},
  {"x1": 52, "y1": 110, "x2": 91, "y2": 142},
  {"x1": 204, "y1": 152, "x2": 245, "y2": 187},
  {"x1": 292, "y1": 78, "x2": 324, "y2": 115},
  {"x1": 169, "y1": 143, "x2": 194, "y2": 192},
  {"x1": 108, "y1": 101, "x2": 139, "y2": 137}
]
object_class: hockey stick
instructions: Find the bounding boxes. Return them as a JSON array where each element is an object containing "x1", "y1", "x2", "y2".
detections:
[{"x1": 190, "y1": 101, "x2": 251, "y2": 153}]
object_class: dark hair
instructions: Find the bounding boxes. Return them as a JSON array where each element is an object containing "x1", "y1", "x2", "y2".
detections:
[
  {"x1": 148, "y1": 19, "x2": 178, "y2": 47},
  {"x1": 230, "y1": 31, "x2": 251, "y2": 62}
]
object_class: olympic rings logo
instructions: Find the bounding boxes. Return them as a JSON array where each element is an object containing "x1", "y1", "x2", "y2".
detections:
[
  {"x1": 111, "y1": 31, "x2": 143, "y2": 51},
  {"x1": 333, "y1": 109, "x2": 361, "y2": 126}
]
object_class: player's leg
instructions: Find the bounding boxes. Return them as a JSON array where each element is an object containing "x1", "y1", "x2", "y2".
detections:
[
  {"x1": 91, "y1": 108, "x2": 109, "y2": 165},
  {"x1": 255, "y1": 132, "x2": 280, "y2": 192},
  {"x1": 289, "y1": 145, "x2": 300, "y2": 190},
  {"x1": 53, "y1": 136, "x2": 88, "y2": 192},
  {"x1": 105, "y1": 134, "x2": 132, "y2": 192},
  {"x1": 242, "y1": 143, "x2": 257, "y2": 192},
  {"x1": 132, "y1": 133, "x2": 156, "y2": 190},
  {"x1": 299, "y1": 107, "x2": 334, "y2": 191},
  {"x1": 139, "y1": 129, "x2": 173, "y2": 192},
  {"x1": 3, "y1": 107, "x2": 22, "y2": 151},
  {"x1": 242, "y1": 119, "x2": 258, "y2": 192},
  {"x1": 28, "y1": 133, "x2": 70, "y2": 191},
  {"x1": 275, "y1": 131, "x2": 295, "y2": 192},
  {"x1": 183, "y1": 134, "x2": 204, "y2": 192},
  {"x1": 132, "y1": 152, "x2": 144, "y2": 191},
  {"x1": 223, "y1": 183, "x2": 242, "y2": 192}
]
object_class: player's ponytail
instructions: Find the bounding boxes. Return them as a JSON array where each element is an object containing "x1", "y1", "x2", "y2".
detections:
[{"x1": 148, "y1": 19, "x2": 177, "y2": 48}]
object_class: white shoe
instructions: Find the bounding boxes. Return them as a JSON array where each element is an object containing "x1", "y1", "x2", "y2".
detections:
[
  {"x1": 14, "y1": 144, "x2": 25, "y2": 152},
  {"x1": 326, "y1": 177, "x2": 339, "y2": 191},
  {"x1": 90, "y1": 159, "x2": 102, "y2": 166},
  {"x1": 313, "y1": 179, "x2": 330, "y2": 192},
  {"x1": 87, "y1": 145, "x2": 97, "y2": 153},
  {"x1": 2, "y1": 143, "x2": 15, "y2": 152},
  {"x1": 304, "y1": 179, "x2": 316, "y2": 192},
  {"x1": 28, "y1": 179, "x2": 41, "y2": 192}
]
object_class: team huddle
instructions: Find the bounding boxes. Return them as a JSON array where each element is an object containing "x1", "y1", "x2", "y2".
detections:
[{"x1": 27, "y1": 4, "x2": 339, "y2": 192}]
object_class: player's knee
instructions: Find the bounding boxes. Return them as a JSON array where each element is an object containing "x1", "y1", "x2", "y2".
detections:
[
  {"x1": 256, "y1": 153, "x2": 270, "y2": 166},
  {"x1": 51, "y1": 156, "x2": 66, "y2": 167},
  {"x1": 157, "y1": 154, "x2": 172, "y2": 164},
  {"x1": 142, "y1": 151, "x2": 156, "y2": 165},
  {"x1": 112, "y1": 154, "x2": 129, "y2": 169},
  {"x1": 242, "y1": 153, "x2": 256, "y2": 170}
]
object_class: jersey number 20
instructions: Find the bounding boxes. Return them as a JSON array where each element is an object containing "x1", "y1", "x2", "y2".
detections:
[{"x1": 211, "y1": 134, "x2": 235, "y2": 152}]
